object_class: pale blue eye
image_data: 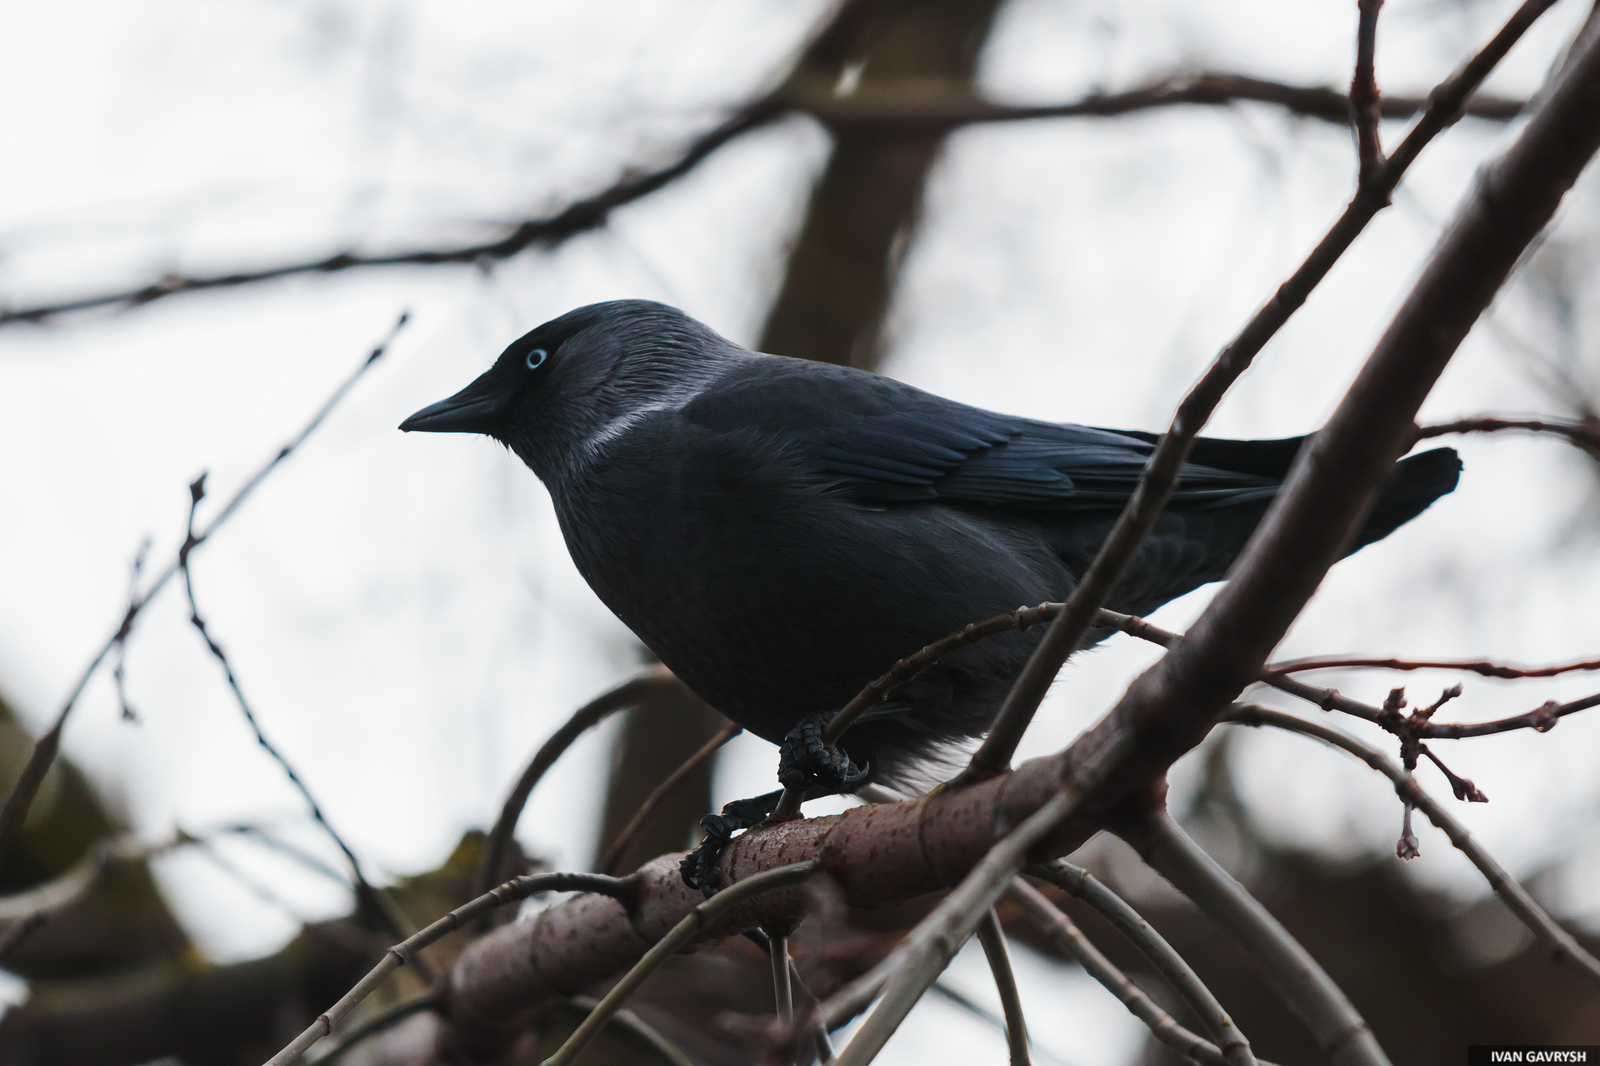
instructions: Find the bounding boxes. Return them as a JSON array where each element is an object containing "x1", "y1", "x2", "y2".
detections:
[{"x1": 525, "y1": 348, "x2": 548, "y2": 370}]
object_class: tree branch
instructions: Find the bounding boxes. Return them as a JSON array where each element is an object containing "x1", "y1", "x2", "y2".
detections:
[
  {"x1": 356, "y1": 22, "x2": 1600, "y2": 1063},
  {"x1": 1005, "y1": 877, "x2": 1260, "y2": 1066},
  {"x1": 1025, "y1": 861, "x2": 1256, "y2": 1066},
  {"x1": 1352, "y1": 0, "x2": 1387, "y2": 189},
  {"x1": 975, "y1": 909, "x2": 1030, "y2": 1066},
  {"x1": 480, "y1": 666, "x2": 683, "y2": 897},
  {"x1": 1115, "y1": 809, "x2": 1384, "y2": 1066},
  {"x1": 1414, "y1": 414, "x2": 1600, "y2": 458},
  {"x1": 1221, "y1": 703, "x2": 1600, "y2": 989},
  {"x1": 599, "y1": 720, "x2": 740, "y2": 876}
]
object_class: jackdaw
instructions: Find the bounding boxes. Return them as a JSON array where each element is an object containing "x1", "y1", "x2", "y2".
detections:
[{"x1": 402, "y1": 299, "x2": 1460, "y2": 869}]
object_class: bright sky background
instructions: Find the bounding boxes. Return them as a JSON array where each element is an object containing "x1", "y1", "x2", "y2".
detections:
[{"x1": 3, "y1": 0, "x2": 1600, "y2": 1059}]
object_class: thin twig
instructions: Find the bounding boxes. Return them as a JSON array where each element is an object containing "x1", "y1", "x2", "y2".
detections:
[
  {"x1": 1098, "y1": 607, "x2": 1600, "y2": 740},
  {"x1": 304, "y1": 993, "x2": 440, "y2": 1065},
  {"x1": 600, "y1": 720, "x2": 741, "y2": 875},
  {"x1": 265, "y1": 870, "x2": 630, "y2": 1066},
  {"x1": 480, "y1": 666, "x2": 682, "y2": 899},
  {"x1": 180, "y1": 478, "x2": 422, "y2": 964},
  {"x1": 1414, "y1": 414, "x2": 1600, "y2": 457},
  {"x1": 1026, "y1": 861, "x2": 1256, "y2": 1066},
  {"x1": 771, "y1": 931, "x2": 795, "y2": 1025},
  {"x1": 955, "y1": 0, "x2": 1563, "y2": 784},
  {"x1": 0, "y1": 313, "x2": 406, "y2": 869},
  {"x1": 1265, "y1": 652, "x2": 1600, "y2": 680},
  {"x1": 974, "y1": 908, "x2": 1031, "y2": 1066},
  {"x1": 1005, "y1": 878, "x2": 1261, "y2": 1066},
  {"x1": 1118, "y1": 807, "x2": 1384, "y2": 1066},
  {"x1": 1352, "y1": 0, "x2": 1387, "y2": 188},
  {"x1": 556, "y1": 996, "x2": 699, "y2": 1066},
  {"x1": 541, "y1": 861, "x2": 820, "y2": 1066},
  {"x1": 788, "y1": 72, "x2": 1523, "y2": 134},
  {"x1": 1222, "y1": 704, "x2": 1600, "y2": 989}
]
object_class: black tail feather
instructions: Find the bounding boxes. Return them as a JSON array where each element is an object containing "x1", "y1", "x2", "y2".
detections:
[{"x1": 1351, "y1": 447, "x2": 1462, "y2": 552}]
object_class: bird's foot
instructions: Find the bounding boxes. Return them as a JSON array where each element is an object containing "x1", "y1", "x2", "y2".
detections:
[
  {"x1": 778, "y1": 711, "x2": 870, "y2": 793},
  {"x1": 680, "y1": 789, "x2": 782, "y2": 896},
  {"x1": 679, "y1": 714, "x2": 868, "y2": 897}
]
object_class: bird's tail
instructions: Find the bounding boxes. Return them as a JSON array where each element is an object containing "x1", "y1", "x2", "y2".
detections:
[{"x1": 1349, "y1": 447, "x2": 1462, "y2": 552}]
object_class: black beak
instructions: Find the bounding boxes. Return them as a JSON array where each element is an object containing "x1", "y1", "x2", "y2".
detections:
[{"x1": 400, "y1": 370, "x2": 507, "y2": 434}]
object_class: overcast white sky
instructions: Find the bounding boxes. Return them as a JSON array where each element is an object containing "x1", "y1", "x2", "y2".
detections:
[{"x1": 2, "y1": 0, "x2": 1600, "y2": 1059}]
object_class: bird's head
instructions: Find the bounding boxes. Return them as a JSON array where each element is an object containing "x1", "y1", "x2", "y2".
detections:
[{"x1": 400, "y1": 299, "x2": 734, "y2": 478}]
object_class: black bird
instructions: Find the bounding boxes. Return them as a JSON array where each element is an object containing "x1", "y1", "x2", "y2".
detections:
[{"x1": 402, "y1": 300, "x2": 1460, "y2": 883}]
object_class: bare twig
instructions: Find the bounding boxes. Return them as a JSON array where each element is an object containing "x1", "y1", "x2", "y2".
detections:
[
  {"x1": 556, "y1": 996, "x2": 699, "y2": 1066},
  {"x1": 1414, "y1": 414, "x2": 1600, "y2": 458},
  {"x1": 1099, "y1": 607, "x2": 1600, "y2": 741},
  {"x1": 956, "y1": 0, "x2": 1564, "y2": 783},
  {"x1": 975, "y1": 909, "x2": 1030, "y2": 1066},
  {"x1": 1026, "y1": 861, "x2": 1256, "y2": 1066},
  {"x1": 481, "y1": 666, "x2": 683, "y2": 898},
  {"x1": 1005, "y1": 878, "x2": 1259, "y2": 1066},
  {"x1": 180, "y1": 477, "x2": 422, "y2": 963},
  {"x1": 771, "y1": 931, "x2": 795, "y2": 1026},
  {"x1": 542, "y1": 861, "x2": 820, "y2": 1066},
  {"x1": 788, "y1": 72, "x2": 1523, "y2": 135},
  {"x1": 600, "y1": 720, "x2": 741, "y2": 876},
  {"x1": 0, "y1": 312, "x2": 406, "y2": 869},
  {"x1": 1221, "y1": 704, "x2": 1600, "y2": 989},
  {"x1": 1117, "y1": 809, "x2": 1384, "y2": 1066},
  {"x1": 1265, "y1": 651, "x2": 1600, "y2": 680},
  {"x1": 265, "y1": 870, "x2": 630, "y2": 1066},
  {"x1": 1352, "y1": 0, "x2": 1387, "y2": 188},
  {"x1": 305, "y1": 994, "x2": 440, "y2": 1065}
]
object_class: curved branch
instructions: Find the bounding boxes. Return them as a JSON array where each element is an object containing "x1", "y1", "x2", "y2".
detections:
[
  {"x1": 1115, "y1": 810, "x2": 1385, "y2": 1066},
  {"x1": 1025, "y1": 861, "x2": 1256, "y2": 1066},
  {"x1": 1221, "y1": 704, "x2": 1600, "y2": 989},
  {"x1": 975, "y1": 909, "x2": 1030, "y2": 1066},
  {"x1": 480, "y1": 666, "x2": 683, "y2": 896},
  {"x1": 1005, "y1": 878, "x2": 1260, "y2": 1066},
  {"x1": 600, "y1": 719, "x2": 740, "y2": 876}
]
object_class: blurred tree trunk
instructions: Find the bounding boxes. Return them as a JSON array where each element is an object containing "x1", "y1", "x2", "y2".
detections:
[
  {"x1": 596, "y1": 0, "x2": 1008, "y2": 871},
  {"x1": 760, "y1": 0, "x2": 1006, "y2": 368}
]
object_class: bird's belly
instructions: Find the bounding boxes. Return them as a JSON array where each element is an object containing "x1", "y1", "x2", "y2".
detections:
[{"x1": 554, "y1": 475, "x2": 1064, "y2": 743}]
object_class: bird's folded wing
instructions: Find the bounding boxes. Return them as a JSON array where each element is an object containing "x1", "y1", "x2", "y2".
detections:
[{"x1": 683, "y1": 358, "x2": 1284, "y2": 510}]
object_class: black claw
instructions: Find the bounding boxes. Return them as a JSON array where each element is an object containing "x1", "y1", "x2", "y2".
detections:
[
  {"x1": 679, "y1": 790, "x2": 783, "y2": 896},
  {"x1": 778, "y1": 712, "x2": 870, "y2": 793}
]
